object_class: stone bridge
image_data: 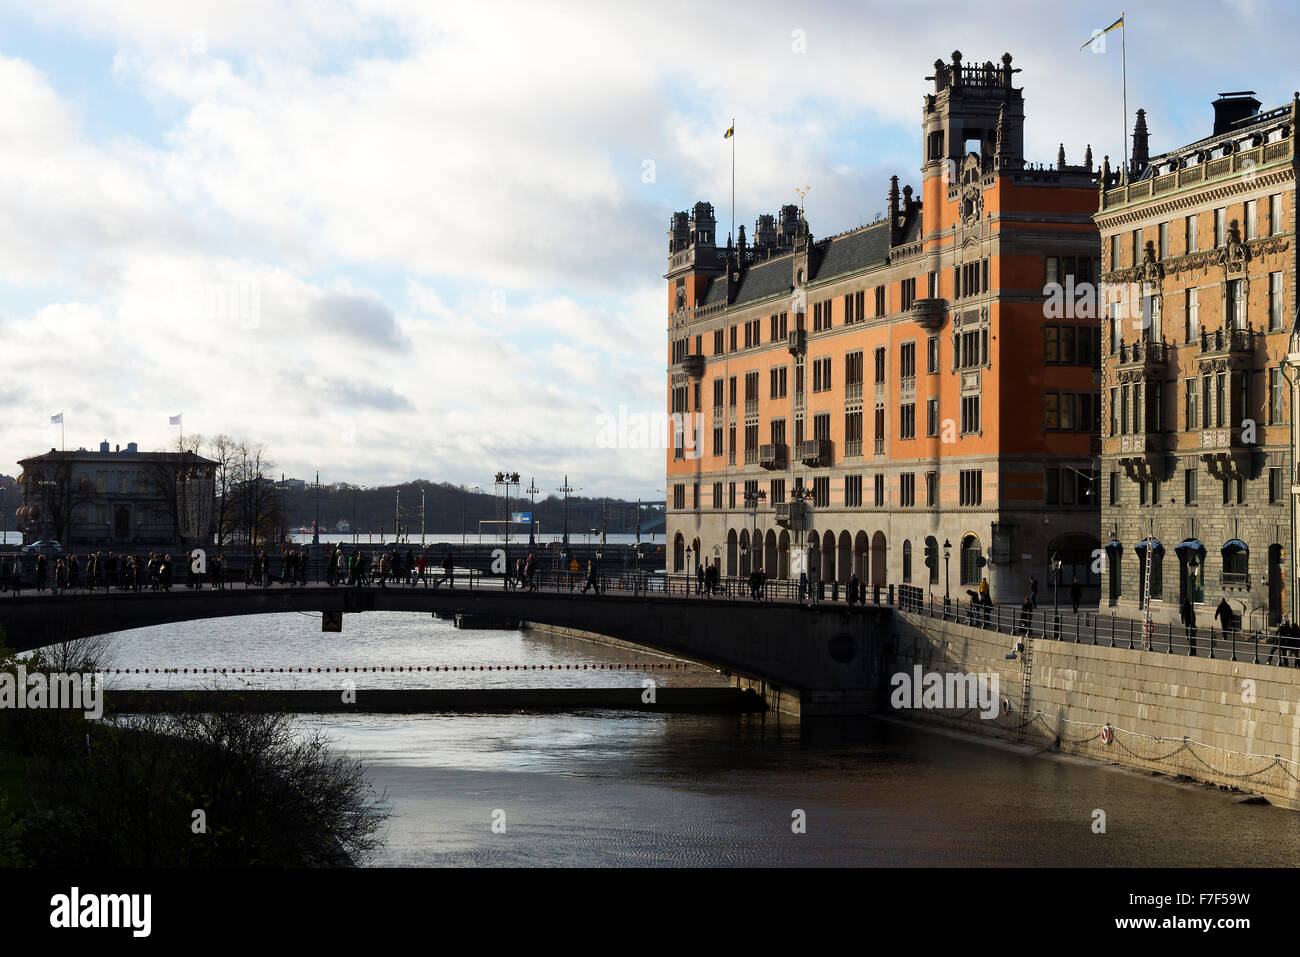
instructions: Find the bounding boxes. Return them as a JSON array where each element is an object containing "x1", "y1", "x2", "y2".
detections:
[{"x1": 0, "y1": 584, "x2": 890, "y2": 716}]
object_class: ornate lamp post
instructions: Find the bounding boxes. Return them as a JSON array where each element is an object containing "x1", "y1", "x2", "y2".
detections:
[
  {"x1": 494, "y1": 471, "x2": 520, "y2": 570},
  {"x1": 943, "y1": 538, "x2": 952, "y2": 611},
  {"x1": 743, "y1": 487, "x2": 766, "y2": 575}
]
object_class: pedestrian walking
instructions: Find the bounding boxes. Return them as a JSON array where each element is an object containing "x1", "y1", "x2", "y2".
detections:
[
  {"x1": 1181, "y1": 596, "x2": 1197, "y2": 655},
  {"x1": 1069, "y1": 576, "x2": 1082, "y2": 615}
]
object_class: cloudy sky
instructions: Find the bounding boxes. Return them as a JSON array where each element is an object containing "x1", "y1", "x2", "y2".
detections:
[{"x1": 0, "y1": 0, "x2": 1289, "y2": 496}]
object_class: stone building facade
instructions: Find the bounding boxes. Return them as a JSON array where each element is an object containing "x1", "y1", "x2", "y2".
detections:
[
  {"x1": 1096, "y1": 92, "x2": 1297, "y2": 627},
  {"x1": 17, "y1": 442, "x2": 217, "y2": 550},
  {"x1": 665, "y1": 52, "x2": 1100, "y2": 606}
]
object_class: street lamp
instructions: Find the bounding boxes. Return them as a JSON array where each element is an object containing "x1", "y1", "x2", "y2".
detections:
[
  {"x1": 494, "y1": 472, "x2": 520, "y2": 570},
  {"x1": 462, "y1": 485, "x2": 480, "y2": 545},
  {"x1": 1052, "y1": 551, "x2": 1063, "y2": 635},
  {"x1": 684, "y1": 543, "x2": 692, "y2": 581},
  {"x1": 525, "y1": 477, "x2": 539, "y2": 545},
  {"x1": 312, "y1": 470, "x2": 321, "y2": 546},
  {"x1": 943, "y1": 538, "x2": 952, "y2": 610},
  {"x1": 557, "y1": 475, "x2": 580, "y2": 556}
]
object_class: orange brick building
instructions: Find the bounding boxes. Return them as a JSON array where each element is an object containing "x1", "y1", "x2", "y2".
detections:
[{"x1": 666, "y1": 52, "x2": 1101, "y2": 604}]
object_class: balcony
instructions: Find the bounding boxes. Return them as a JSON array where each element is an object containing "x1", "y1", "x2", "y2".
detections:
[
  {"x1": 797, "y1": 438, "x2": 833, "y2": 467},
  {"x1": 744, "y1": 399, "x2": 759, "y2": 417},
  {"x1": 910, "y1": 298, "x2": 947, "y2": 330},
  {"x1": 681, "y1": 354, "x2": 705, "y2": 379},
  {"x1": 1116, "y1": 337, "x2": 1169, "y2": 374},
  {"x1": 787, "y1": 329, "x2": 806, "y2": 356},
  {"x1": 1200, "y1": 425, "x2": 1252, "y2": 479},
  {"x1": 1220, "y1": 571, "x2": 1251, "y2": 590},
  {"x1": 1196, "y1": 326, "x2": 1257, "y2": 370},
  {"x1": 845, "y1": 439, "x2": 863, "y2": 457},
  {"x1": 1115, "y1": 431, "x2": 1168, "y2": 480},
  {"x1": 743, "y1": 449, "x2": 759, "y2": 466},
  {"x1": 775, "y1": 500, "x2": 809, "y2": 528},
  {"x1": 759, "y1": 443, "x2": 787, "y2": 470},
  {"x1": 846, "y1": 382, "x2": 863, "y2": 402}
]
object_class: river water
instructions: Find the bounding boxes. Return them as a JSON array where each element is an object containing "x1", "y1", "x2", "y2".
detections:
[{"x1": 99, "y1": 612, "x2": 1300, "y2": 867}]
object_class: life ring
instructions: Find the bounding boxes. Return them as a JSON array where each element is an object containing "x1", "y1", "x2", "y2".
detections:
[
  {"x1": 1001, "y1": 697, "x2": 1010, "y2": 715},
  {"x1": 1100, "y1": 724, "x2": 1114, "y2": 745}
]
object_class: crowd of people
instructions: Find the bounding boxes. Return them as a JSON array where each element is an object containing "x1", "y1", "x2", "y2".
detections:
[{"x1": 0, "y1": 550, "x2": 184, "y2": 594}]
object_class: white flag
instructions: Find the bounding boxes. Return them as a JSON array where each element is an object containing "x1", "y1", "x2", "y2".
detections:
[
  {"x1": 50, "y1": 412, "x2": 63, "y2": 424},
  {"x1": 169, "y1": 414, "x2": 182, "y2": 426}
]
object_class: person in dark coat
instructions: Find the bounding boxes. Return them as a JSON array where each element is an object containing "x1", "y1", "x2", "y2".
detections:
[
  {"x1": 1018, "y1": 593, "x2": 1032, "y2": 636},
  {"x1": 1214, "y1": 597, "x2": 1234, "y2": 633},
  {"x1": 1069, "y1": 576, "x2": 1082, "y2": 614},
  {"x1": 1181, "y1": 596, "x2": 1197, "y2": 654}
]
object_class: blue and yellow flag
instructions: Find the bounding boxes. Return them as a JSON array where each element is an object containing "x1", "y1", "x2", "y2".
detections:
[
  {"x1": 724, "y1": 124, "x2": 734, "y2": 139},
  {"x1": 1081, "y1": 15, "x2": 1123, "y2": 49}
]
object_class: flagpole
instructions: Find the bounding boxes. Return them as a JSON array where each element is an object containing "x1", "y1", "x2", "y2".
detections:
[
  {"x1": 730, "y1": 116, "x2": 735, "y2": 250},
  {"x1": 1121, "y1": 11, "x2": 1128, "y2": 182},
  {"x1": 61, "y1": 411, "x2": 64, "y2": 452}
]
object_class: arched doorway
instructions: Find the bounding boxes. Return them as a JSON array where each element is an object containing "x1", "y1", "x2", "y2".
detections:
[
  {"x1": 765, "y1": 530, "x2": 778, "y2": 577},
  {"x1": 777, "y1": 530, "x2": 790, "y2": 579},
  {"x1": 806, "y1": 530, "x2": 820, "y2": 581},
  {"x1": 672, "y1": 532, "x2": 684, "y2": 573},
  {"x1": 113, "y1": 506, "x2": 130, "y2": 540},
  {"x1": 1175, "y1": 539, "x2": 1206, "y2": 605},
  {"x1": 821, "y1": 530, "x2": 835, "y2": 583},
  {"x1": 738, "y1": 529, "x2": 750, "y2": 576},
  {"x1": 1048, "y1": 533, "x2": 1101, "y2": 589},
  {"x1": 1133, "y1": 538, "x2": 1164, "y2": 606},
  {"x1": 726, "y1": 529, "x2": 738, "y2": 577},
  {"x1": 1105, "y1": 539, "x2": 1122, "y2": 605},
  {"x1": 959, "y1": 534, "x2": 982, "y2": 586},
  {"x1": 853, "y1": 531, "x2": 868, "y2": 580},
  {"x1": 838, "y1": 531, "x2": 852, "y2": 583},
  {"x1": 871, "y1": 531, "x2": 887, "y2": 586}
]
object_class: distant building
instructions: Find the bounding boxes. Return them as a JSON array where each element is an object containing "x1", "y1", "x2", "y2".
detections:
[
  {"x1": 16, "y1": 441, "x2": 217, "y2": 550},
  {"x1": 1096, "y1": 92, "x2": 1297, "y2": 624}
]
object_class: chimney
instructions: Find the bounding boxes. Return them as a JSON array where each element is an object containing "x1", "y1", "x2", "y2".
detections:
[
  {"x1": 1212, "y1": 91, "x2": 1261, "y2": 135},
  {"x1": 888, "y1": 176, "x2": 901, "y2": 245},
  {"x1": 100, "y1": 441, "x2": 110, "y2": 453},
  {"x1": 127, "y1": 442, "x2": 138, "y2": 453},
  {"x1": 115, "y1": 444, "x2": 120, "y2": 453}
]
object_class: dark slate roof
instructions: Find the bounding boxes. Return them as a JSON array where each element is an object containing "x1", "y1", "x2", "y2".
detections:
[
  {"x1": 701, "y1": 276, "x2": 729, "y2": 307},
  {"x1": 810, "y1": 220, "x2": 891, "y2": 284},
  {"x1": 733, "y1": 256, "x2": 793, "y2": 306}
]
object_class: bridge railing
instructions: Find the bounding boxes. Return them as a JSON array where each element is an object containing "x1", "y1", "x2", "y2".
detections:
[{"x1": 896, "y1": 591, "x2": 1300, "y2": 669}]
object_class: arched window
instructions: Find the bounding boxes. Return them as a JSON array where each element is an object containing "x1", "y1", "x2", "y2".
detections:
[
  {"x1": 902, "y1": 540, "x2": 913, "y2": 583},
  {"x1": 959, "y1": 534, "x2": 982, "y2": 586},
  {"x1": 1175, "y1": 539, "x2": 1206, "y2": 604},
  {"x1": 1222, "y1": 540, "x2": 1249, "y2": 586}
]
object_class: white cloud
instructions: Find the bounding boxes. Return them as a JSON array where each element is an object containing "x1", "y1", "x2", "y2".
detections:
[{"x1": 0, "y1": 0, "x2": 1293, "y2": 496}]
